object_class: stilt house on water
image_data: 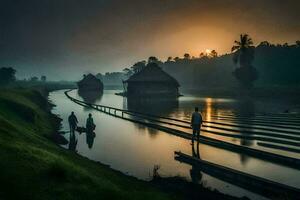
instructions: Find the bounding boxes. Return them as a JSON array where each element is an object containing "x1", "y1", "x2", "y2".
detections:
[
  {"x1": 77, "y1": 74, "x2": 104, "y2": 92},
  {"x1": 122, "y1": 63, "x2": 180, "y2": 97}
]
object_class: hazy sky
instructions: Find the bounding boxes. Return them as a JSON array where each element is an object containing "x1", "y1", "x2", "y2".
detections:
[{"x1": 0, "y1": 0, "x2": 299, "y2": 80}]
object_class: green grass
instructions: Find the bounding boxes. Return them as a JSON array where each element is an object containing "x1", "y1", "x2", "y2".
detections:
[{"x1": 0, "y1": 89, "x2": 178, "y2": 200}]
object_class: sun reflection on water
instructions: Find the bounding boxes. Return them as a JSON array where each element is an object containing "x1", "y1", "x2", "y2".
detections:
[{"x1": 204, "y1": 98, "x2": 212, "y2": 122}]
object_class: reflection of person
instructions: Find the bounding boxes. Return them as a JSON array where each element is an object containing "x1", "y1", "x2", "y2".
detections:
[
  {"x1": 86, "y1": 113, "x2": 95, "y2": 133},
  {"x1": 191, "y1": 107, "x2": 203, "y2": 141},
  {"x1": 190, "y1": 140, "x2": 202, "y2": 183},
  {"x1": 69, "y1": 131, "x2": 77, "y2": 151},
  {"x1": 68, "y1": 111, "x2": 78, "y2": 135},
  {"x1": 86, "y1": 131, "x2": 96, "y2": 149}
]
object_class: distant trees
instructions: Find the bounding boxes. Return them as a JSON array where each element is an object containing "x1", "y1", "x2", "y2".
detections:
[
  {"x1": 0, "y1": 67, "x2": 16, "y2": 86},
  {"x1": 30, "y1": 76, "x2": 39, "y2": 82},
  {"x1": 259, "y1": 41, "x2": 271, "y2": 47},
  {"x1": 183, "y1": 53, "x2": 190, "y2": 60},
  {"x1": 96, "y1": 72, "x2": 127, "y2": 86},
  {"x1": 231, "y1": 34, "x2": 258, "y2": 89},
  {"x1": 210, "y1": 50, "x2": 218, "y2": 58},
  {"x1": 41, "y1": 75, "x2": 47, "y2": 82},
  {"x1": 167, "y1": 57, "x2": 173, "y2": 62},
  {"x1": 148, "y1": 56, "x2": 159, "y2": 63},
  {"x1": 122, "y1": 68, "x2": 133, "y2": 77},
  {"x1": 131, "y1": 61, "x2": 146, "y2": 74}
]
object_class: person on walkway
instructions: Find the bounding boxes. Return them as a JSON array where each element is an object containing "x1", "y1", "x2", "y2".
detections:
[
  {"x1": 68, "y1": 111, "x2": 78, "y2": 135},
  {"x1": 86, "y1": 113, "x2": 95, "y2": 134},
  {"x1": 191, "y1": 107, "x2": 203, "y2": 141}
]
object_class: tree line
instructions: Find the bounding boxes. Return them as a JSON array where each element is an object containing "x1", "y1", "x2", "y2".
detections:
[
  {"x1": 0, "y1": 67, "x2": 47, "y2": 86},
  {"x1": 117, "y1": 35, "x2": 300, "y2": 89}
]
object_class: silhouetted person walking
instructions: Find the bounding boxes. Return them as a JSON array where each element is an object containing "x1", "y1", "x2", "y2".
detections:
[
  {"x1": 191, "y1": 107, "x2": 202, "y2": 141},
  {"x1": 68, "y1": 111, "x2": 78, "y2": 135},
  {"x1": 86, "y1": 113, "x2": 95, "y2": 134}
]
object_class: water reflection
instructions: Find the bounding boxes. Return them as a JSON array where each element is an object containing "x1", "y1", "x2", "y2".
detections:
[
  {"x1": 126, "y1": 97, "x2": 179, "y2": 136},
  {"x1": 68, "y1": 125, "x2": 97, "y2": 150},
  {"x1": 235, "y1": 97, "x2": 255, "y2": 164},
  {"x1": 126, "y1": 97, "x2": 178, "y2": 115},
  {"x1": 78, "y1": 90, "x2": 103, "y2": 104},
  {"x1": 69, "y1": 132, "x2": 78, "y2": 151},
  {"x1": 86, "y1": 131, "x2": 96, "y2": 149},
  {"x1": 204, "y1": 98, "x2": 212, "y2": 122},
  {"x1": 190, "y1": 141, "x2": 203, "y2": 184}
]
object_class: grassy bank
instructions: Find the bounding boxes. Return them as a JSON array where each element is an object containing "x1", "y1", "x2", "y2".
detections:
[{"x1": 0, "y1": 88, "x2": 240, "y2": 200}]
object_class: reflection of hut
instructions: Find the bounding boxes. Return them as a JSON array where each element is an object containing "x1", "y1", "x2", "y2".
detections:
[
  {"x1": 78, "y1": 90, "x2": 103, "y2": 104},
  {"x1": 77, "y1": 74, "x2": 103, "y2": 92},
  {"x1": 127, "y1": 97, "x2": 178, "y2": 116},
  {"x1": 123, "y1": 63, "x2": 180, "y2": 97}
]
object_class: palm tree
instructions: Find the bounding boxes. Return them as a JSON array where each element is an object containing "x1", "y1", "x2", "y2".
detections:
[
  {"x1": 232, "y1": 34, "x2": 254, "y2": 52},
  {"x1": 231, "y1": 34, "x2": 258, "y2": 89},
  {"x1": 232, "y1": 34, "x2": 254, "y2": 66}
]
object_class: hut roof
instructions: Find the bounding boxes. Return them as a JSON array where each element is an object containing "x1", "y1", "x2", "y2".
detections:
[
  {"x1": 78, "y1": 74, "x2": 103, "y2": 85},
  {"x1": 125, "y1": 63, "x2": 180, "y2": 87}
]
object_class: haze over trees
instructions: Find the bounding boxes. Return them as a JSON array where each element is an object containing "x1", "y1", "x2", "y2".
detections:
[
  {"x1": 0, "y1": 67, "x2": 16, "y2": 86},
  {"x1": 96, "y1": 72, "x2": 127, "y2": 87}
]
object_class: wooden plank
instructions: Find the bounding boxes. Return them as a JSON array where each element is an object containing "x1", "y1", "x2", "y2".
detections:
[{"x1": 175, "y1": 151, "x2": 300, "y2": 199}]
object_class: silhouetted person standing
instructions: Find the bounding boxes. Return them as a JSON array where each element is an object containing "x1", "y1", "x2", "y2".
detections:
[
  {"x1": 86, "y1": 113, "x2": 95, "y2": 133},
  {"x1": 68, "y1": 111, "x2": 78, "y2": 135},
  {"x1": 191, "y1": 107, "x2": 203, "y2": 141}
]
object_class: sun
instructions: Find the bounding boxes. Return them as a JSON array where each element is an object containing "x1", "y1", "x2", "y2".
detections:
[{"x1": 205, "y1": 49, "x2": 211, "y2": 54}]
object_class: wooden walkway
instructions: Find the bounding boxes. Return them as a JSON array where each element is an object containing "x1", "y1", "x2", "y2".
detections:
[{"x1": 175, "y1": 151, "x2": 300, "y2": 199}]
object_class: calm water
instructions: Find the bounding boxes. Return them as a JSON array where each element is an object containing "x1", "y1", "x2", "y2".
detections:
[{"x1": 49, "y1": 89, "x2": 300, "y2": 200}]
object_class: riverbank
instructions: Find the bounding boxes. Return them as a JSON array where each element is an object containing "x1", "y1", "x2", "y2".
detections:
[{"x1": 0, "y1": 88, "x2": 241, "y2": 200}]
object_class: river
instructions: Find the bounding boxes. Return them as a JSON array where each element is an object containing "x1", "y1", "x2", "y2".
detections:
[{"x1": 49, "y1": 89, "x2": 300, "y2": 200}]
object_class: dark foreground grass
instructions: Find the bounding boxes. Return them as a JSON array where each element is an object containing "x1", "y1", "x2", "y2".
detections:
[{"x1": 0, "y1": 88, "x2": 240, "y2": 200}]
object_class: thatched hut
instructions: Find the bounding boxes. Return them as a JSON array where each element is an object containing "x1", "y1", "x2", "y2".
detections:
[
  {"x1": 123, "y1": 63, "x2": 180, "y2": 97},
  {"x1": 77, "y1": 74, "x2": 103, "y2": 92}
]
